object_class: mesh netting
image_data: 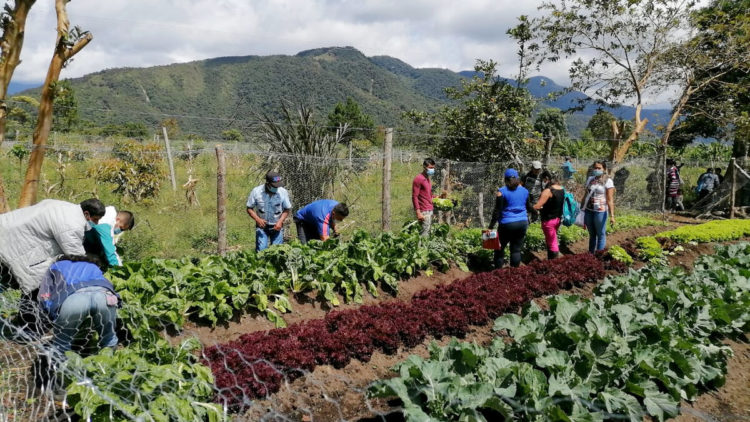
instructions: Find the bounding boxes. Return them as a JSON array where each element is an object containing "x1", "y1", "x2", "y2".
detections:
[{"x1": 0, "y1": 136, "x2": 746, "y2": 422}]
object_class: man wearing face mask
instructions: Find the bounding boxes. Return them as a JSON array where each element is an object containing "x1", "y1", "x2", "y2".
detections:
[
  {"x1": 412, "y1": 158, "x2": 436, "y2": 237},
  {"x1": 294, "y1": 200, "x2": 349, "y2": 243},
  {"x1": 83, "y1": 207, "x2": 135, "y2": 268},
  {"x1": 0, "y1": 198, "x2": 105, "y2": 294},
  {"x1": 246, "y1": 171, "x2": 292, "y2": 252}
]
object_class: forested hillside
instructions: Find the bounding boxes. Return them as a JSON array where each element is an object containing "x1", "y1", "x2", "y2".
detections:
[{"x1": 17, "y1": 46, "x2": 669, "y2": 137}]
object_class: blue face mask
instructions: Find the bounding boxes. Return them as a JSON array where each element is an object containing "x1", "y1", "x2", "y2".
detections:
[
  {"x1": 593, "y1": 169, "x2": 604, "y2": 177},
  {"x1": 268, "y1": 186, "x2": 279, "y2": 193},
  {"x1": 426, "y1": 168, "x2": 435, "y2": 176},
  {"x1": 113, "y1": 228, "x2": 123, "y2": 235}
]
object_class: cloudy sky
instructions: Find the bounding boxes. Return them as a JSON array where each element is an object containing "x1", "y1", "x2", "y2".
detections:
[
  {"x1": 10, "y1": 0, "x2": 687, "y2": 106},
  {"x1": 12, "y1": 1, "x2": 557, "y2": 81}
]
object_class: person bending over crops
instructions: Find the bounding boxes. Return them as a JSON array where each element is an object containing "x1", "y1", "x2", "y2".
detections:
[
  {"x1": 84, "y1": 207, "x2": 135, "y2": 268},
  {"x1": 37, "y1": 254, "x2": 120, "y2": 355},
  {"x1": 533, "y1": 171, "x2": 564, "y2": 259},
  {"x1": 246, "y1": 171, "x2": 292, "y2": 252},
  {"x1": 487, "y1": 169, "x2": 532, "y2": 269},
  {"x1": 0, "y1": 198, "x2": 105, "y2": 294},
  {"x1": 582, "y1": 161, "x2": 615, "y2": 253},
  {"x1": 412, "y1": 158, "x2": 436, "y2": 237},
  {"x1": 294, "y1": 200, "x2": 349, "y2": 243}
]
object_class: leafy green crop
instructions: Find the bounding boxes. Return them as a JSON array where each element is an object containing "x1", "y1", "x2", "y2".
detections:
[
  {"x1": 635, "y1": 236, "x2": 665, "y2": 263},
  {"x1": 608, "y1": 245, "x2": 633, "y2": 265},
  {"x1": 64, "y1": 339, "x2": 223, "y2": 422},
  {"x1": 110, "y1": 224, "x2": 473, "y2": 331},
  {"x1": 371, "y1": 242, "x2": 750, "y2": 421},
  {"x1": 656, "y1": 219, "x2": 750, "y2": 243}
]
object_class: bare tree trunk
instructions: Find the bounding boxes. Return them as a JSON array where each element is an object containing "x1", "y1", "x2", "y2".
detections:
[
  {"x1": 18, "y1": 0, "x2": 91, "y2": 207},
  {"x1": 0, "y1": 0, "x2": 36, "y2": 212},
  {"x1": 610, "y1": 104, "x2": 649, "y2": 164}
]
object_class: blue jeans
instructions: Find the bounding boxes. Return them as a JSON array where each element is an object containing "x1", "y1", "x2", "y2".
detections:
[
  {"x1": 52, "y1": 287, "x2": 118, "y2": 354},
  {"x1": 256, "y1": 227, "x2": 284, "y2": 251},
  {"x1": 584, "y1": 210, "x2": 608, "y2": 253}
]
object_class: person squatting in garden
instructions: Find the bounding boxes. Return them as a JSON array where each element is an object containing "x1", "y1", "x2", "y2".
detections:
[
  {"x1": 294, "y1": 199, "x2": 349, "y2": 244},
  {"x1": 582, "y1": 161, "x2": 616, "y2": 253},
  {"x1": 665, "y1": 159, "x2": 684, "y2": 212},
  {"x1": 37, "y1": 254, "x2": 120, "y2": 356},
  {"x1": 246, "y1": 171, "x2": 292, "y2": 252},
  {"x1": 488, "y1": 168, "x2": 531, "y2": 269},
  {"x1": 412, "y1": 158, "x2": 436, "y2": 237},
  {"x1": 522, "y1": 160, "x2": 544, "y2": 222},
  {"x1": 533, "y1": 171, "x2": 565, "y2": 259},
  {"x1": 84, "y1": 207, "x2": 135, "y2": 268}
]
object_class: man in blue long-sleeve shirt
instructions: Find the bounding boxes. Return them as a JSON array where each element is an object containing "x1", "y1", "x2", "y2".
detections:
[{"x1": 294, "y1": 200, "x2": 349, "y2": 243}]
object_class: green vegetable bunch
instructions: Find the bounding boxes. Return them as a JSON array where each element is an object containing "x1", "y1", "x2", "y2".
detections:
[{"x1": 657, "y1": 219, "x2": 750, "y2": 243}]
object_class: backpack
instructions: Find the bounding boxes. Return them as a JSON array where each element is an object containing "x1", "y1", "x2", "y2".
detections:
[{"x1": 561, "y1": 189, "x2": 579, "y2": 227}]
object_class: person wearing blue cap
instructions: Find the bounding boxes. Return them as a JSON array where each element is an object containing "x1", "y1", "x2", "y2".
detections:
[{"x1": 486, "y1": 168, "x2": 532, "y2": 268}]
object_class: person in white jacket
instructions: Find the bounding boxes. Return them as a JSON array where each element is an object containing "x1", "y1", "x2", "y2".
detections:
[{"x1": 0, "y1": 198, "x2": 106, "y2": 293}]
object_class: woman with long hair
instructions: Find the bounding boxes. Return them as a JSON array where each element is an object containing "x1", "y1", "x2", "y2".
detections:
[
  {"x1": 582, "y1": 160, "x2": 616, "y2": 252},
  {"x1": 533, "y1": 171, "x2": 565, "y2": 259},
  {"x1": 487, "y1": 168, "x2": 530, "y2": 268}
]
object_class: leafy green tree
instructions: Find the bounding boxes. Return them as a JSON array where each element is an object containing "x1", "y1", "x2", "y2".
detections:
[
  {"x1": 326, "y1": 98, "x2": 375, "y2": 141},
  {"x1": 406, "y1": 60, "x2": 535, "y2": 165},
  {"x1": 51, "y1": 79, "x2": 78, "y2": 132},
  {"x1": 533, "y1": 108, "x2": 568, "y2": 164},
  {"x1": 533, "y1": 0, "x2": 697, "y2": 163},
  {"x1": 669, "y1": 0, "x2": 750, "y2": 164}
]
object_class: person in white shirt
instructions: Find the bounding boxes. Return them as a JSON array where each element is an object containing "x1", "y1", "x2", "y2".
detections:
[{"x1": 581, "y1": 161, "x2": 616, "y2": 253}]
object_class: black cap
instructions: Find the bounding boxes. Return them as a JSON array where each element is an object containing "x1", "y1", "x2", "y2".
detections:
[{"x1": 265, "y1": 171, "x2": 284, "y2": 188}]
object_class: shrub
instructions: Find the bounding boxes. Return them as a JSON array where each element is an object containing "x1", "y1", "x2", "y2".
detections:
[{"x1": 88, "y1": 140, "x2": 166, "y2": 202}]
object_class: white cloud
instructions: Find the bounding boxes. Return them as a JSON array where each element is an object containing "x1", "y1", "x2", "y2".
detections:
[{"x1": 12, "y1": 0, "x2": 566, "y2": 85}]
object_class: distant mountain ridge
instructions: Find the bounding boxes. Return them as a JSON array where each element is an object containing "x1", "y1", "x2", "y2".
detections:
[{"x1": 13, "y1": 46, "x2": 670, "y2": 137}]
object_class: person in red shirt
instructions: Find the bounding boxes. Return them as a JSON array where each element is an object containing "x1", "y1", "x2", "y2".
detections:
[{"x1": 412, "y1": 158, "x2": 436, "y2": 236}]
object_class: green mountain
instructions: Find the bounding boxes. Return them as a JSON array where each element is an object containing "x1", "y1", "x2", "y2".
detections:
[{"x1": 20, "y1": 46, "x2": 670, "y2": 138}]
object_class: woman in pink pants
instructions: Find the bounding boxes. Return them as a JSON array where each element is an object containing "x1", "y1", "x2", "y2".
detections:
[{"x1": 533, "y1": 172, "x2": 565, "y2": 259}]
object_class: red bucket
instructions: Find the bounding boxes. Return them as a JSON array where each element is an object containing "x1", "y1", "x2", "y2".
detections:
[{"x1": 481, "y1": 230, "x2": 501, "y2": 250}]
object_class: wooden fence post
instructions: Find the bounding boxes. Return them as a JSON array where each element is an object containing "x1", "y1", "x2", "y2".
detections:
[
  {"x1": 729, "y1": 158, "x2": 737, "y2": 218},
  {"x1": 216, "y1": 145, "x2": 227, "y2": 256},
  {"x1": 381, "y1": 128, "x2": 393, "y2": 231},
  {"x1": 162, "y1": 126, "x2": 177, "y2": 191}
]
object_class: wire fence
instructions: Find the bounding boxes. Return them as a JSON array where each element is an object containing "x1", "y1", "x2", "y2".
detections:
[{"x1": 0, "y1": 136, "x2": 748, "y2": 422}]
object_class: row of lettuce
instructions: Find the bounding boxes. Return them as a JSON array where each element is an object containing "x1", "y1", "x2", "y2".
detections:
[
  {"x1": 369, "y1": 244, "x2": 750, "y2": 421},
  {"x1": 41, "y1": 217, "x2": 744, "y2": 420}
]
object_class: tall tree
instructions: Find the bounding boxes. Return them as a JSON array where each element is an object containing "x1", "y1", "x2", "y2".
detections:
[
  {"x1": 51, "y1": 79, "x2": 78, "y2": 132},
  {"x1": 669, "y1": 0, "x2": 750, "y2": 165},
  {"x1": 0, "y1": 0, "x2": 36, "y2": 212},
  {"x1": 533, "y1": 0, "x2": 697, "y2": 164},
  {"x1": 18, "y1": 0, "x2": 91, "y2": 208},
  {"x1": 533, "y1": 108, "x2": 568, "y2": 165},
  {"x1": 326, "y1": 97, "x2": 375, "y2": 141},
  {"x1": 653, "y1": 0, "x2": 750, "y2": 158},
  {"x1": 406, "y1": 60, "x2": 535, "y2": 165}
]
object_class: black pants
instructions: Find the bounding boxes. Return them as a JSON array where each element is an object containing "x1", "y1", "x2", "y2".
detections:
[
  {"x1": 494, "y1": 220, "x2": 528, "y2": 268},
  {"x1": 294, "y1": 217, "x2": 319, "y2": 244}
]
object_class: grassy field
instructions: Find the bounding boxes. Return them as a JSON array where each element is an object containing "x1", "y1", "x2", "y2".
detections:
[{"x1": 0, "y1": 137, "x2": 712, "y2": 261}]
